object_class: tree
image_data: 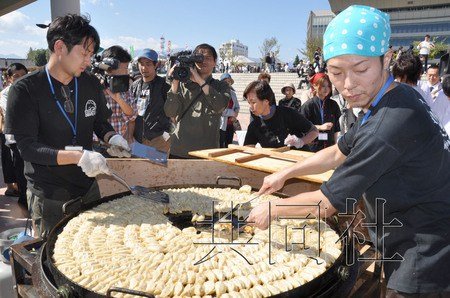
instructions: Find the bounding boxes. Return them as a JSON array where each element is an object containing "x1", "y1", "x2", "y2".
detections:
[
  {"x1": 299, "y1": 34, "x2": 322, "y2": 63},
  {"x1": 259, "y1": 37, "x2": 280, "y2": 62},
  {"x1": 219, "y1": 43, "x2": 240, "y2": 70},
  {"x1": 293, "y1": 55, "x2": 300, "y2": 67},
  {"x1": 27, "y1": 48, "x2": 49, "y2": 66}
]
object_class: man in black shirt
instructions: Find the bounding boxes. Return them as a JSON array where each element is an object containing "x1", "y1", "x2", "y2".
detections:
[
  {"x1": 248, "y1": 5, "x2": 449, "y2": 296},
  {"x1": 4, "y1": 14, "x2": 130, "y2": 237},
  {"x1": 131, "y1": 48, "x2": 171, "y2": 152}
]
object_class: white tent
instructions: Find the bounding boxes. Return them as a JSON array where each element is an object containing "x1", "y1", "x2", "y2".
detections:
[{"x1": 234, "y1": 55, "x2": 258, "y2": 65}]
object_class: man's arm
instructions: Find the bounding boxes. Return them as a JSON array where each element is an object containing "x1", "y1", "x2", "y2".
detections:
[
  {"x1": 203, "y1": 81, "x2": 230, "y2": 113},
  {"x1": 105, "y1": 89, "x2": 135, "y2": 116},
  {"x1": 164, "y1": 80, "x2": 184, "y2": 118},
  {"x1": 57, "y1": 150, "x2": 83, "y2": 165},
  {"x1": 190, "y1": 67, "x2": 230, "y2": 113},
  {"x1": 258, "y1": 144, "x2": 346, "y2": 194},
  {"x1": 93, "y1": 84, "x2": 118, "y2": 142},
  {"x1": 247, "y1": 189, "x2": 336, "y2": 230}
]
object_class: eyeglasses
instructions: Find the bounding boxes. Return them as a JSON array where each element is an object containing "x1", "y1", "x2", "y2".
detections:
[{"x1": 61, "y1": 85, "x2": 74, "y2": 114}]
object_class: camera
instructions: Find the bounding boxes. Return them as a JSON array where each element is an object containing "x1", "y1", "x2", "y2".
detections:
[
  {"x1": 91, "y1": 56, "x2": 130, "y2": 93},
  {"x1": 168, "y1": 50, "x2": 204, "y2": 83}
]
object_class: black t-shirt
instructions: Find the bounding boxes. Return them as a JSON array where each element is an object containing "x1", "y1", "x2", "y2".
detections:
[
  {"x1": 320, "y1": 84, "x2": 450, "y2": 293},
  {"x1": 301, "y1": 96, "x2": 341, "y2": 151},
  {"x1": 131, "y1": 76, "x2": 171, "y2": 141},
  {"x1": 278, "y1": 96, "x2": 302, "y2": 113},
  {"x1": 4, "y1": 69, "x2": 115, "y2": 201},
  {"x1": 244, "y1": 106, "x2": 314, "y2": 148}
]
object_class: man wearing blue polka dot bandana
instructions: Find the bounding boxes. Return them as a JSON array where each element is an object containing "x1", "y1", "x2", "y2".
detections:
[{"x1": 248, "y1": 5, "x2": 450, "y2": 297}]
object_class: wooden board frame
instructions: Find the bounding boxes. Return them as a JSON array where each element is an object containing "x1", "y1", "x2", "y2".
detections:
[{"x1": 189, "y1": 145, "x2": 334, "y2": 184}]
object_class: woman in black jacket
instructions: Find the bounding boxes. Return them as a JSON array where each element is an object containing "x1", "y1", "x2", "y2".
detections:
[
  {"x1": 243, "y1": 80, "x2": 318, "y2": 149},
  {"x1": 301, "y1": 73, "x2": 341, "y2": 152}
]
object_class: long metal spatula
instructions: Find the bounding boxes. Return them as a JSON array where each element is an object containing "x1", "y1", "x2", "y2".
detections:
[{"x1": 109, "y1": 172, "x2": 169, "y2": 204}]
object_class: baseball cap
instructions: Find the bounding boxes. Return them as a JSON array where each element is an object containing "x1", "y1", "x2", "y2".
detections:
[
  {"x1": 136, "y1": 48, "x2": 158, "y2": 62},
  {"x1": 220, "y1": 73, "x2": 234, "y2": 85}
]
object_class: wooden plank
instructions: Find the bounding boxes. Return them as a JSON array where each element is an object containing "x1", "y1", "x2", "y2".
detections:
[
  {"x1": 227, "y1": 144, "x2": 309, "y2": 162},
  {"x1": 189, "y1": 148, "x2": 333, "y2": 183},
  {"x1": 235, "y1": 153, "x2": 268, "y2": 163},
  {"x1": 207, "y1": 148, "x2": 242, "y2": 158},
  {"x1": 271, "y1": 146, "x2": 291, "y2": 152}
]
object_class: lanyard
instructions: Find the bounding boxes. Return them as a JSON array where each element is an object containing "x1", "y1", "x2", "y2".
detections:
[
  {"x1": 318, "y1": 98, "x2": 325, "y2": 124},
  {"x1": 361, "y1": 75, "x2": 394, "y2": 126},
  {"x1": 45, "y1": 66, "x2": 78, "y2": 145}
]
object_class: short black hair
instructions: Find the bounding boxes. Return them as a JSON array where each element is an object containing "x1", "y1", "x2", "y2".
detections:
[
  {"x1": 442, "y1": 75, "x2": 450, "y2": 97},
  {"x1": 425, "y1": 34, "x2": 430, "y2": 38},
  {"x1": 427, "y1": 64, "x2": 439, "y2": 71},
  {"x1": 193, "y1": 43, "x2": 217, "y2": 61},
  {"x1": 243, "y1": 80, "x2": 276, "y2": 106},
  {"x1": 47, "y1": 14, "x2": 100, "y2": 54},
  {"x1": 6, "y1": 63, "x2": 28, "y2": 77},
  {"x1": 392, "y1": 53, "x2": 422, "y2": 84},
  {"x1": 101, "y1": 45, "x2": 131, "y2": 63}
]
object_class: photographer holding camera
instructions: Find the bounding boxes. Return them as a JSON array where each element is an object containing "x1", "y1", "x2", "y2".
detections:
[
  {"x1": 99, "y1": 46, "x2": 137, "y2": 149},
  {"x1": 130, "y1": 49, "x2": 171, "y2": 152},
  {"x1": 164, "y1": 43, "x2": 230, "y2": 158}
]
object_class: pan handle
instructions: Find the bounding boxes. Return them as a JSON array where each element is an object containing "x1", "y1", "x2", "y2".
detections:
[
  {"x1": 216, "y1": 176, "x2": 242, "y2": 187},
  {"x1": 61, "y1": 197, "x2": 82, "y2": 216},
  {"x1": 106, "y1": 287, "x2": 154, "y2": 297}
]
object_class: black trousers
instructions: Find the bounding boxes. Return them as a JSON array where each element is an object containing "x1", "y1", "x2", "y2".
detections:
[
  {"x1": 27, "y1": 181, "x2": 101, "y2": 238},
  {"x1": 0, "y1": 133, "x2": 15, "y2": 184},
  {"x1": 10, "y1": 144, "x2": 27, "y2": 206},
  {"x1": 219, "y1": 125, "x2": 235, "y2": 148},
  {"x1": 421, "y1": 54, "x2": 429, "y2": 72}
]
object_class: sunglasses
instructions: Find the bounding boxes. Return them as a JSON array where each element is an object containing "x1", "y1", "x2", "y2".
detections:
[{"x1": 61, "y1": 85, "x2": 74, "y2": 114}]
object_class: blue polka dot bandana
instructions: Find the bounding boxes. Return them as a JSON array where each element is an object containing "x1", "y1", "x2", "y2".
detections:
[{"x1": 323, "y1": 5, "x2": 391, "y2": 61}]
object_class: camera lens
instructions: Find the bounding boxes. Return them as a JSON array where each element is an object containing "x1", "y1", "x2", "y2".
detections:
[{"x1": 177, "y1": 67, "x2": 189, "y2": 80}]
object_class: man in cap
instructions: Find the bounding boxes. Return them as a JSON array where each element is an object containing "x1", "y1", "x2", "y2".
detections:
[
  {"x1": 130, "y1": 48, "x2": 171, "y2": 152},
  {"x1": 248, "y1": 5, "x2": 450, "y2": 296},
  {"x1": 278, "y1": 82, "x2": 302, "y2": 113}
]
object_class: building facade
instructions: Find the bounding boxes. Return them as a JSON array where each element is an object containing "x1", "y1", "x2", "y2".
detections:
[
  {"x1": 329, "y1": 0, "x2": 450, "y2": 48},
  {"x1": 307, "y1": 10, "x2": 336, "y2": 41},
  {"x1": 219, "y1": 39, "x2": 249, "y2": 58}
]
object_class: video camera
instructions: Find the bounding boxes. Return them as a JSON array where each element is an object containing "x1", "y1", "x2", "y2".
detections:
[
  {"x1": 168, "y1": 50, "x2": 204, "y2": 83},
  {"x1": 91, "y1": 56, "x2": 130, "y2": 93}
]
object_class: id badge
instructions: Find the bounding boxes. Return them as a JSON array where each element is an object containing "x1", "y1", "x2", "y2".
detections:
[
  {"x1": 65, "y1": 145, "x2": 83, "y2": 151},
  {"x1": 318, "y1": 133, "x2": 328, "y2": 141}
]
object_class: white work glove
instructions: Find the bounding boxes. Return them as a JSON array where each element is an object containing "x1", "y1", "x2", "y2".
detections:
[
  {"x1": 109, "y1": 134, "x2": 131, "y2": 151},
  {"x1": 77, "y1": 150, "x2": 111, "y2": 177},
  {"x1": 107, "y1": 145, "x2": 131, "y2": 158},
  {"x1": 284, "y1": 134, "x2": 305, "y2": 149},
  {"x1": 108, "y1": 134, "x2": 131, "y2": 158}
]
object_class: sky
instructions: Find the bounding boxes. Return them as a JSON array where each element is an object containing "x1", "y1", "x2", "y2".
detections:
[{"x1": 0, "y1": 0, "x2": 331, "y2": 62}]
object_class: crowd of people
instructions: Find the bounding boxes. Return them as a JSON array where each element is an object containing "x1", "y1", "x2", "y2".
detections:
[{"x1": 0, "y1": 5, "x2": 449, "y2": 296}]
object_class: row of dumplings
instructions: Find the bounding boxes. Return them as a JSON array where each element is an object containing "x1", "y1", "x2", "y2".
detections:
[{"x1": 53, "y1": 194, "x2": 341, "y2": 297}]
